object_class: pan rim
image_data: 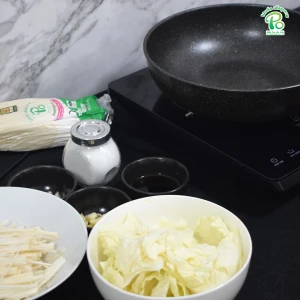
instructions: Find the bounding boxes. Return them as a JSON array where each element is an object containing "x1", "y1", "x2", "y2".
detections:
[{"x1": 143, "y1": 3, "x2": 300, "y2": 93}]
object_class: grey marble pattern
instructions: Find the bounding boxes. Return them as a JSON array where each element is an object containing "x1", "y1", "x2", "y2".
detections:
[{"x1": 0, "y1": 0, "x2": 299, "y2": 101}]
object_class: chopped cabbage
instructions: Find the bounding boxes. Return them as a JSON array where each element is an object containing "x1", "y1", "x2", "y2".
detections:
[{"x1": 97, "y1": 212, "x2": 243, "y2": 297}]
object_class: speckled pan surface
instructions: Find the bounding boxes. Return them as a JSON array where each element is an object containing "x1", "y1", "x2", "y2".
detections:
[{"x1": 144, "y1": 4, "x2": 300, "y2": 122}]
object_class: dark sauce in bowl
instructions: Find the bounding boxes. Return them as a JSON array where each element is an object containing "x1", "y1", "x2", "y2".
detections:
[{"x1": 132, "y1": 174, "x2": 180, "y2": 193}]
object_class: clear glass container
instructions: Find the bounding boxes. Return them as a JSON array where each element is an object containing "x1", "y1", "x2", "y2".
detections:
[{"x1": 63, "y1": 120, "x2": 121, "y2": 186}]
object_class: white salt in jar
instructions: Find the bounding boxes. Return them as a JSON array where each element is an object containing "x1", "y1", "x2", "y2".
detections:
[{"x1": 63, "y1": 120, "x2": 121, "y2": 186}]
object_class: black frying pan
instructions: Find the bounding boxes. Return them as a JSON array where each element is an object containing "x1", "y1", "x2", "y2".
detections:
[{"x1": 144, "y1": 4, "x2": 300, "y2": 122}]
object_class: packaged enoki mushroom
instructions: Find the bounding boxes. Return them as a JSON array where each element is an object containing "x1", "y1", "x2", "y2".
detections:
[{"x1": 0, "y1": 94, "x2": 114, "y2": 151}]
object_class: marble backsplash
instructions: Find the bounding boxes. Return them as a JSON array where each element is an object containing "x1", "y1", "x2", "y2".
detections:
[{"x1": 0, "y1": 0, "x2": 299, "y2": 102}]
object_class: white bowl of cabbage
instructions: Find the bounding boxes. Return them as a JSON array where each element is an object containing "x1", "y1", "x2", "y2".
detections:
[
  {"x1": 87, "y1": 195, "x2": 252, "y2": 300},
  {"x1": 0, "y1": 187, "x2": 88, "y2": 300}
]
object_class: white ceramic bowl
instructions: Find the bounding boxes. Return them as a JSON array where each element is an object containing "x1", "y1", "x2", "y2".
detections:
[
  {"x1": 87, "y1": 195, "x2": 252, "y2": 300},
  {"x1": 0, "y1": 187, "x2": 88, "y2": 299}
]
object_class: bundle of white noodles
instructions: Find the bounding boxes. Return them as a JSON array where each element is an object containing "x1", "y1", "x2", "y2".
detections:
[{"x1": 0, "y1": 222, "x2": 66, "y2": 300}]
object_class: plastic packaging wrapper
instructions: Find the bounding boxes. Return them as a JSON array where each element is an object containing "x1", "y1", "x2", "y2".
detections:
[{"x1": 0, "y1": 94, "x2": 114, "y2": 152}]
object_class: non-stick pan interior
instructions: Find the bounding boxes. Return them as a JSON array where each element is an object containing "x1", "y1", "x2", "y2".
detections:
[{"x1": 145, "y1": 5, "x2": 300, "y2": 91}]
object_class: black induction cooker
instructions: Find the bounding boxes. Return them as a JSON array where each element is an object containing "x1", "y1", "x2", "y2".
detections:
[{"x1": 109, "y1": 68, "x2": 300, "y2": 191}]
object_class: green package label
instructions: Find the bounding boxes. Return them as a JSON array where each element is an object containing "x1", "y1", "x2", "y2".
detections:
[{"x1": 59, "y1": 95, "x2": 107, "y2": 121}]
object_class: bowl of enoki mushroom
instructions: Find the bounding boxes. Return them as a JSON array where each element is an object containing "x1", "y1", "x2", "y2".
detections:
[{"x1": 0, "y1": 187, "x2": 87, "y2": 300}]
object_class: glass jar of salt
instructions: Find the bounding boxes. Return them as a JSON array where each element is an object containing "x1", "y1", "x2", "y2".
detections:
[{"x1": 63, "y1": 119, "x2": 121, "y2": 186}]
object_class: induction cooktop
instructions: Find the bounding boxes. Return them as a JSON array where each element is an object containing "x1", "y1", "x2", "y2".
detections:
[{"x1": 109, "y1": 68, "x2": 300, "y2": 191}]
